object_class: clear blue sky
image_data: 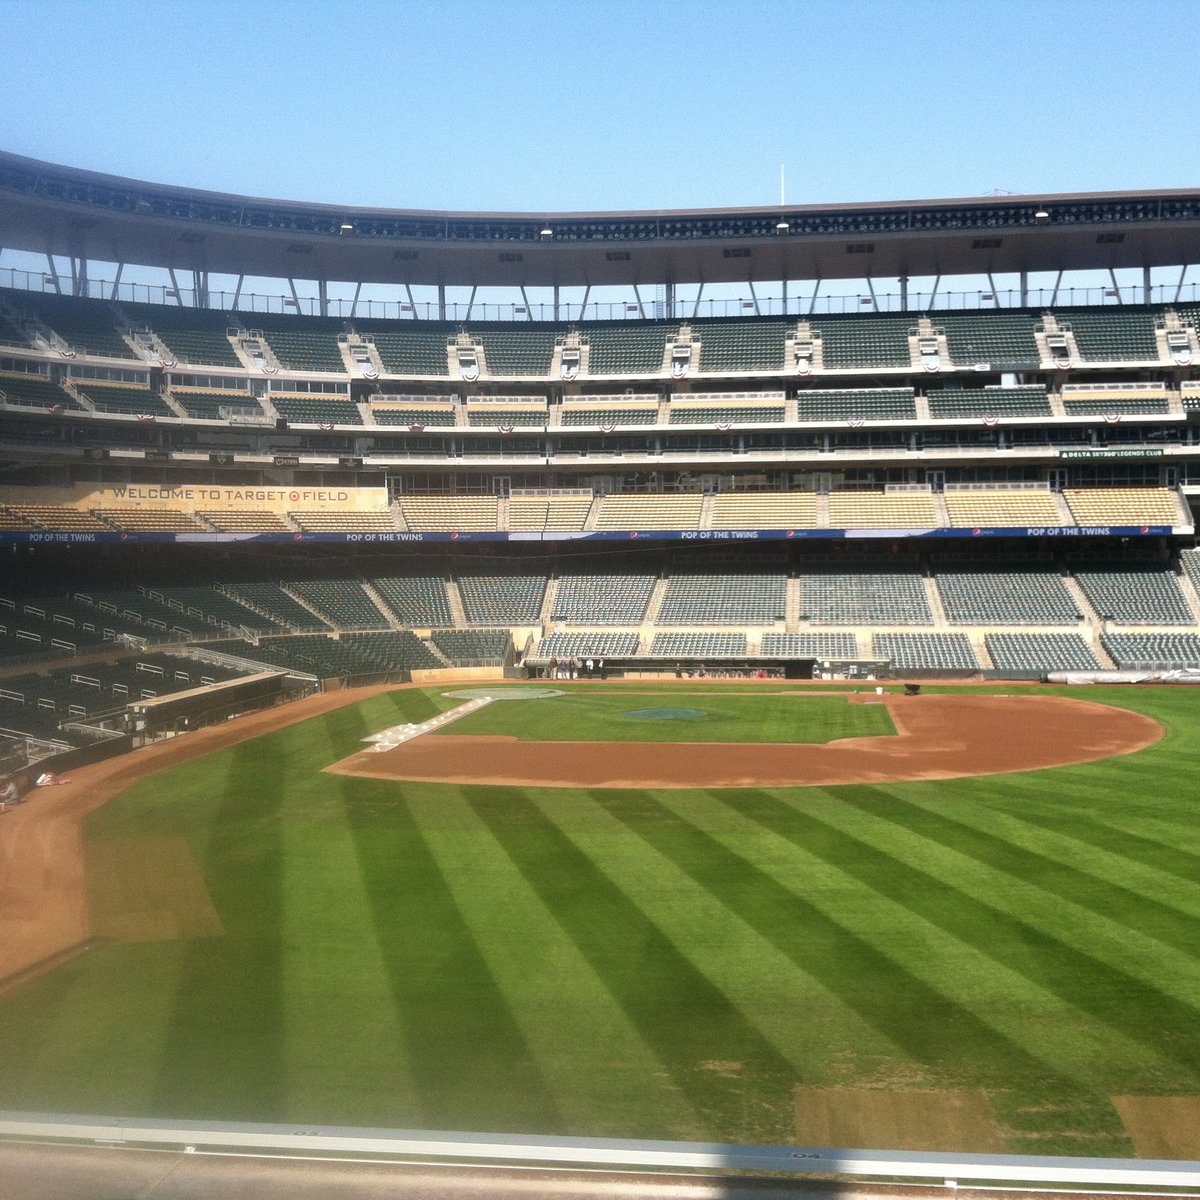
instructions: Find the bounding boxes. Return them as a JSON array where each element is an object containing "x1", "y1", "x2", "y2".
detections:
[{"x1": 2, "y1": 0, "x2": 1197, "y2": 214}]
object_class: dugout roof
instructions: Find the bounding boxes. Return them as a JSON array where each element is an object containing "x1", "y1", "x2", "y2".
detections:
[{"x1": 2, "y1": 149, "x2": 1199, "y2": 289}]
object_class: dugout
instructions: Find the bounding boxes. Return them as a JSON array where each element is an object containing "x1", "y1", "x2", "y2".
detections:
[{"x1": 127, "y1": 670, "x2": 290, "y2": 738}]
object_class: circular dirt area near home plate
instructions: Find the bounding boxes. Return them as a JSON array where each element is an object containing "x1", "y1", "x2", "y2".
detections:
[{"x1": 326, "y1": 692, "x2": 1163, "y2": 790}]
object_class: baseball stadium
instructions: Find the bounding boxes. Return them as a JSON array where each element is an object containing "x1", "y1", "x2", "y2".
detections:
[{"x1": 2, "y1": 148, "x2": 1200, "y2": 1194}]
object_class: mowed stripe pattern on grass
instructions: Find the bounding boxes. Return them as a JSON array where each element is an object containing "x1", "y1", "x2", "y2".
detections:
[{"x1": 0, "y1": 686, "x2": 1197, "y2": 1153}]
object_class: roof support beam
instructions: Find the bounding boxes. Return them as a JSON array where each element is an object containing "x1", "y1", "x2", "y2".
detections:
[
  {"x1": 437, "y1": 283, "x2": 445, "y2": 322},
  {"x1": 43, "y1": 253, "x2": 61, "y2": 294},
  {"x1": 927, "y1": 274, "x2": 941, "y2": 308},
  {"x1": 806, "y1": 278, "x2": 821, "y2": 315},
  {"x1": 110, "y1": 262, "x2": 124, "y2": 302},
  {"x1": 318, "y1": 279, "x2": 328, "y2": 319},
  {"x1": 1019, "y1": 270, "x2": 1027, "y2": 307},
  {"x1": 287, "y1": 277, "x2": 302, "y2": 314},
  {"x1": 748, "y1": 281, "x2": 761, "y2": 317},
  {"x1": 194, "y1": 270, "x2": 209, "y2": 309},
  {"x1": 633, "y1": 284, "x2": 648, "y2": 320},
  {"x1": 1173, "y1": 265, "x2": 1188, "y2": 303},
  {"x1": 168, "y1": 267, "x2": 183, "y2": 306},
  {"x1": 579, "y1": 284, "x2": 590, "y2": 320},
  {"x1": 1143, "y1": 264, "x2": 1152, "y2": 303},
  {"x1": 691, "y1": 283, "x2": 704, "y2": 320},
  {"x1": 898, "y1": 275, "x2": 908, "y2": 311},
  {"x1": 232, "y1": 274, "x2": 244, "y2": 311},
  {"x1": 1050, "y1": 270, "x2": 1063, "y2": 306},
  {"x1": 465, "y1": 285, "x2": 478, "y2": 320},
  {"x1": 350, "y1": 280, "x2": 362, "y2": 318},
  {"x1": 519, "y1": 286, "x2": 531, "y2": 319}
]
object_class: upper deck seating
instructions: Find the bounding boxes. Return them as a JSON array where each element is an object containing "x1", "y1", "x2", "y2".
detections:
[
  {"x1": 936, "y1": 310, "x2": 1043, "y2": 367},
  {"x1": 7, "y1": 506, "x2": 110, "y2": 531},
  {"x1": 371, "y1": 397, "x2": 457, "y2": 426},
  {"x1": 799, "y1": 571, "x2": 931, "y2": 624},
  {"x1": 1063, "y1": 487, "x2": 1183, "y2": 527},
  {"x1": 552, "y1": 574, "x2": 656, "y2": 623},
  {"x1": 361, "y1": 324, "x2": 452, "y2": 375},
  {"x1": 925, "y1": 384, "x2": 1051, "y2": 418},
  {"x1": 1060, "y1": 387, "x2": 1171, "y2": 416},
  {"x1": 693, "y1": 318, "x2": 789, "y2": 372},
  {"x1": 76, "y1": 381, "x2": 174, "y2": 417},
  {"x1": 9, "y1": 291, "x2": 136, "y2": 359},
  {"x1": 584, "y1": 322, "x2": 673, "y2": 374},
  {"x1": 808, "y1": 313, "x2": 914, "y2": 368},
  {"x1": 943, "y1": 489, "x2": 1066, "y2": 527},
  {"x1": 172, "y1": 389, "x2": 265, "y2": 420},
  {"x1": 986, "y1": 633, "x2": 1101, "y2": 671},
  {"x1": 560, "y1": 403, "x2": 658, "y2": 426},
  {"x1": 475, "y1": 326, "x2": 562, "y2": 376},
  {"x1": 289, "y1": 511, "x2": 397, "y2": 533},
  {"x1": 399, "y1": 495, "x2": 498, "y2": 531},
  {"x1": 594, "y1": 494, "x2": 703, "y2": 530},
  {"x1": 0, "y1": 372, "x2": 81, "y2": 410},
  {"x1": 272, "y1": 396, "x2": 361, "y2": 425},
  {"x1": 668, "y1": 396, "x2": 785, "y2": 424},
  {"x1": 245, "y1": 315, "x2": 347, "y2": 372},
  {"x1": 657, "y1": 574, "x2": 787, "y2": 625},
  {"x1": 466, "y1": 403, "x2": 548, "y2": 427},
  {"x1": 509, "y1": 494, "x2": 592, "y2": 531},
  {"x1": 710, "y1": 492, "x2": 819, "y2": 529},
  {"x1": 125, "y1": 302, "x2": 243, "y2": 368},
  {"x1": 1053, "y1": 306, "x2": 1162, "y2": 362},
  {"x1": 796, "y1": 387, "x2": 917, "y2": 421},
  {"x1": 827, "y1": 491, "x2": 939, "y2": 528},
  {"x1": 93, "y1": 508, "x2": 206, "y2": 533}
]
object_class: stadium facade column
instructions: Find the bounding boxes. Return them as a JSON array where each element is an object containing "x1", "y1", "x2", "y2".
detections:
[
  {"x1": 194, "y1": 270, "x2": 209, "y2": 309},
  {"x1": 899, "y1": 275, "x2": 908, "y2": 311},
  {"x1": 553, "y1": 285, "x2": 560, "y2": 321},
  {"x1": 1020, "y1": 271, "x2": 1028, "y2": 307},
  {"x1": 318, "y1": 279, "x2": 328, "y2": 318},
  {"x1": 438, "y1": 283, "x2": 446, "y2": 321},
  {"x1": 664, "y1": 282, "x2": 675, "y2": 319}
]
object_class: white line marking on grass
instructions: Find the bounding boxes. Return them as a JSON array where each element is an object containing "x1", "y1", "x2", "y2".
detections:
[{"x1": 363, "y1": 697, "x2": 495, "y2": 751}]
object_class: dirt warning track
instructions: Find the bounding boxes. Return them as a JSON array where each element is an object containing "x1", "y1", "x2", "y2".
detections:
[{"x1": 328, "y1": 693, "x2": 1162, "y2": 790}]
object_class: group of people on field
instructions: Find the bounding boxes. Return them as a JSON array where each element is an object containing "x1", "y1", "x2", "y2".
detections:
[{"x1": 546, "y1": 656, "x2": 607, "y2": 680}]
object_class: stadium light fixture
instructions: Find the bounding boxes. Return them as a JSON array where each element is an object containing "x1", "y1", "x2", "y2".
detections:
[
  {"x1": 1034, "y1": 210, "x2": 1050, "y2": 222},
  {"x1": 540, "y1": 227, "x2": 554, "y2": 240},
  {"x1": 339, "y1": 222, "x2": 354, "y2": 233},
  {"x1": 775, "y1": 220, "x2": 790, "y2": 232}
]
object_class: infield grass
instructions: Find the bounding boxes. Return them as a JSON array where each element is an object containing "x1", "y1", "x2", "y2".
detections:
[
  {"x1": 436, "y1": 689, "x2": 896, "y2": 743},
  {"x1": 0, "y1": 684, "x2": 1198, "y2": 1155}
]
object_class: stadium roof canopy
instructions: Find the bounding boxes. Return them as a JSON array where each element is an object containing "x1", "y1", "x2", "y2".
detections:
[{"x1": 2, "y1": 150, "x2": 1199, "y2": 291}]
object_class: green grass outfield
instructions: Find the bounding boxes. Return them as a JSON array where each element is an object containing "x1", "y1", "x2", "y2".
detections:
[
  {"x1": 437, "y1": 689, "x2": 896, "y2": 743},
  {"x1": 1, "y1": 682, "x2": 1199, "y2": 1154}
]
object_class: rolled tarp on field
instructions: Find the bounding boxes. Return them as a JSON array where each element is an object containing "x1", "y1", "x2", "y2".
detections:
[{"x1": 1048, "y1": 668, "x2": 1200, "y2": 685}]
